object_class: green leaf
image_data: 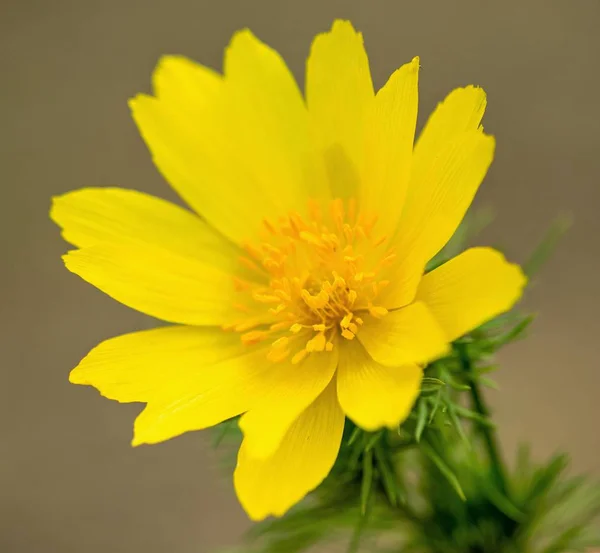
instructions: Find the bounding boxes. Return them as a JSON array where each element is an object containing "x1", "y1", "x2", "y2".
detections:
[
  {"x1": 426, "y1": 207, "x2": 495, "y2": 271},
  {"x1": 415, "y1": 400, "x2": 428, "y2": 443},
  {"x1": 347, "y1": 505, "x2": 370, "y2": 553},
  {"x1": 421, "y1": 377, "x2": 446, "y2": 394},
  {"x1": 212, "y1": 417, "x2": 239, "y2": 448},
  {"x1": 373, "y1": 443, "x2": 401, "y2": 507},
  {"x1": 477, "y1": 311, "x2": 526, "y2": 334},
  {"x1": 474, "y1": 364, "x2": 499, "y2": 375},
  {"x1": 479, "y1": 478, "x2": 525, "y2": 521},
  {"x1": 442, "y1": 371, "x2": 471, "y2": 391},
  {"x1": 428, "y1": 391, "x2": 443, "y2": 424},
  {"x1": 365, "y1": 431, "x2": 383, "y2": 452},
  {"x1": 526, "y1": 454, "x2": 569, "y2": 506},
  {"x1": 524, "y1": 215, "x2": 571, "y2": 279},
  {"x1": 421, "y1": 443, "x2": 466, "y2": 501},
  {"x1": 421, "y1": 377, "x2": 446, "y2": 388},
  {"x1": 453, "y1": 405, "x2": 496, "y2": 428},
  {"x1": 478, "y1": 376, "x2": 500, "y2": 390},
  {"x1": 491, "y1": 315, "x2": 536, "y2": 348},
  {"x1": 348, "y1": 440, "x2": 364, "y2": 472},
  {"x1": 445, "y1": 401, "x2": 470, "y2": 444},
  {"x1": 542, "y1": 526, "x2": 585, "y2": 553},
  {"x1": 361, "y1": 449, "x2": 374, "y2": 515},
  {"x1": 347, "y1": 426, "x2": 362, "y2": 447}
]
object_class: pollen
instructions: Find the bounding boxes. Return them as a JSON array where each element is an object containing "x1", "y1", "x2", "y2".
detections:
[{"x1": 230, "y1": 199, "x2": 393, "y2": 363}]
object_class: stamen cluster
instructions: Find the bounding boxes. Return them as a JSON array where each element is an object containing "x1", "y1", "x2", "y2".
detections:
[{"x1": 231, "y1": 199, "x2": 396, "y2": 363}]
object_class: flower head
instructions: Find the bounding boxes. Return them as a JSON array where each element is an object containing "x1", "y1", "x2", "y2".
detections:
[{"x1": 51, "y1": 20, "x2": 525, "y2": 520}]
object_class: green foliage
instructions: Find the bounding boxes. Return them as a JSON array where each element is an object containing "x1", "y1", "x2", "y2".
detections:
[
  {"x1": 426, "y1": 207, "x2": 495, "y2": 272},
  {"x1": 522, "y1": 216, "x2": 571, "y2": 279},
  {"x1": 213, "y1": 211, "x2": 599, "y2": 553}
]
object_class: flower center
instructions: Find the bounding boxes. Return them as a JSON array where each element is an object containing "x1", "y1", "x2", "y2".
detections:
[{"x1": 231, "y1": 199, "x2": 396, "y2": 363}]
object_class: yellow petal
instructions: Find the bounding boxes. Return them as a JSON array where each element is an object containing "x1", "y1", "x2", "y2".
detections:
[
  {"x1": 63, "y1": 243, "x2": 254, "y2": 326},
  {"x1": 132, "y1": 342, "x2": 281, "y2": 446},
  {"x1": 239, "y1": 348, "x2": 338, "y2": 459},
  {"x1": 131, "y1": 35, "x2": 325, "y2": 245},
  {"x1": 360, "y1": 57, "x2": 419, "y2": 235},
  {"x1": 223, "y1": 30, "x2": 328, "y2": 201},
  {"x1": 338, "y1": 340, "x2": 422, "y2": 431},
  {"x1": 382, "y1": 130, "x2": 495, "y2": 309},
  {"x1": 412, "y1": 86, "x2": 487, "y2": 185},
  {"x1": 152, "y1": 55, "x2": 221, "y2": 114},
  {"x1": 416, "y1": 247, "x2": 526, "y2": 341},
  {"x1": 381, "y1": 86, "x2": 488, "y2": 309},
  {"x1": 306, "y1": 20, "x2": 374, "y2": 198},
  {"x1": 234, "y1": 379, "x2": 344, "y2": 520},
  {"x1": 69, "y1": 326, "x2": 283, "y2": 445},
  {"x1": 358, "y1": 301, "x2": 449, "y2": 367},
  {"x1": 130, "y1": 93, "x2": 252, "y2": 245},
  {"x1": 50, "y1": 187, "x2": 242, "y2": 274},
  {"x1": 398, "y1": 84, "x2": 491, "y2": 263},
  {"x1": 69, "y1": 326, "x2": 244, "y2": 403}
]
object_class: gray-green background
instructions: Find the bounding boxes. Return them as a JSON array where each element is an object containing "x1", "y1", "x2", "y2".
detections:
[{"x1": 2, "y1": 1, "x2": 599, "y2": 551}]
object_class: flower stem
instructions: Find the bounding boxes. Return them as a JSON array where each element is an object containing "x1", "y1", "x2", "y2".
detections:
[{"x1": 457, "y1": 344, "x2": 509, "y2": 495}]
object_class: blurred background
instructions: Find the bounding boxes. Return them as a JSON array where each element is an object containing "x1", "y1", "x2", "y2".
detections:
[{"x1": 2, "y1": 0, "x2": 599, "y2": 551}]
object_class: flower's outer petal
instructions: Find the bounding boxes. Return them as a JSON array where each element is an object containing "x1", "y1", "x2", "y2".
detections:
[
  {"x1": 222, "y1": 30, "x2": 328, "y2": 201},
  {"x1": 306, "y1": 20, "x2": 374, "y2": 199},
  {"x1": 70, "y1": 326, "x2": 243, "y2": 403},
  {"x1": 412, "y1": 86, "x2": 487, "y2": 183},
  {"x1": 239, "y1": 348, "x2": 338, "y2": 459},
  {"x1": 360, "y1": 57, "x2": 419, "y2": 236},
  {"x1": 358, "y1": 301, "x2": 449, "y2": 367},
  {"x1": 132, "y1": 349, "x2": 286, "y2": 446},
  {"x1": 130, "y1": 93, "x2": 262, "y2": 246},
  {"x1": 381, "y1": 86, "x2": 488, "y2": 309},
  {"x1": 337, "y1": 340, "x2": 422, "y2": 431},
  {"x1": 50, "y1": 187, "x2": 243, "y2": 274},
  {"x1": 131, "y1": 36, "x2": 326, "y2": 245},
  {"x1": 234, "y1": 379, "x2": 344, "y2": 521},
  {"x1": 63, "y1": 244, "x2": 261, "y2": 326},
  {"x1": 69, "y1": 325, "x2": 283, "y2": 445},
  {"x1": 382, "y1": 130, "x2": 495, "y2": 309},
  {"x1": 416, "y1": 247, "x2": 526, "y2": 341},
  {"x1": 152, "y1": 55, "x2": 221, "y2": 114}
]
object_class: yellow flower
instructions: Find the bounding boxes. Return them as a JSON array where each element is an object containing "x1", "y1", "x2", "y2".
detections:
[{"x1": 51, "y1": 20, "x2": 526, "y2": 520}]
